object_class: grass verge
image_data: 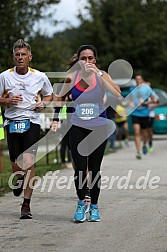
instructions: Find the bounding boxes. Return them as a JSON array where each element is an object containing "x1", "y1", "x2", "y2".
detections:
[{"x1": 0, "y1": 151, "x2": 62, "y2": 197}]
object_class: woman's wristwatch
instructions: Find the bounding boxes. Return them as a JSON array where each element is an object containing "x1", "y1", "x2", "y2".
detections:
[{"x1": 97, "y1": 70, "x2": 103, "y2": 77}]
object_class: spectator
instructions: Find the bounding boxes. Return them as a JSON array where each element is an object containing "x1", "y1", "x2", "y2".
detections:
[{"x1": 115, "y1": 98, "x2": 129, "y2": 148}]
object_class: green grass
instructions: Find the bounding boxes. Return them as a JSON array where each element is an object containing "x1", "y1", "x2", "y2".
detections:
[
  {"x1": 0, "y1": 151, "x2": 62, "y2": 197},
  {"x1": 0, "y1": 155, "x2": 12, "y2": 196}
]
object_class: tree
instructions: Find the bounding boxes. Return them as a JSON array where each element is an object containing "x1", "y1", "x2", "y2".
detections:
[
  {"x1": 29, "y1": 32, "x2": 73, "y2": 72},
  {"x1": 71, "y1": 0, "x2": 167, "y2": 88},
  {"x1": 0, "y1": 0, "x2": 60, "y2": 71}
]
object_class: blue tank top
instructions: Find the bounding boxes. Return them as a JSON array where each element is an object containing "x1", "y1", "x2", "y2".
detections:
[{"x1": 70, "y1": 71, "x2": 107, "y2": 127}]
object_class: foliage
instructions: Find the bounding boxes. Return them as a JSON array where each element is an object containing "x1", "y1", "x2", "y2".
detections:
[
  {"x1": 0, "y1": 0, "x2": 60, "y2": 71},
  {"x1": 71, "y1": 0, "x2": 167, "y2": 88},
  {"x1": 29, "y1": 33, "x2": 73, "y2": 72},
  {"x1": 0, "y1": 0, "x2": 167, "y2": 90}
]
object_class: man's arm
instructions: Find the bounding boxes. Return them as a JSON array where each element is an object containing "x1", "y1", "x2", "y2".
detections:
[
  {"x1": 0, "y1": 95, "x2": 23, "y2": 106},
  {"x1": 35, "y1": 94, "x2": 53, "y2": 111}
]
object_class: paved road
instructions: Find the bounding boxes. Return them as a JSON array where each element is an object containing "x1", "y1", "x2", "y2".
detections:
[{"x1": 0, "y1": 136, "x2": 167, "y2": 252}]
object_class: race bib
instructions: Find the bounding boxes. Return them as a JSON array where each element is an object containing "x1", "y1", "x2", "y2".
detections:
[
  {"x1": 76, "y1": 103, "x2": 99, "y2": 120},
  {"x1": 9, "y1": 120, "x2": 30, "y2": 133}
]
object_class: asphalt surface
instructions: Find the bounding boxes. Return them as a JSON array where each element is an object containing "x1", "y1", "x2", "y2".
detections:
[{"x1": 0, "y1": 136, "x2": 167, "y2": 252}]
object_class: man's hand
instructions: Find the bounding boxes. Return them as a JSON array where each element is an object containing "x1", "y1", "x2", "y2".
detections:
[
  {"x1": 10, "y1": 95, "x2": 23, "y2": 105},
  {"x1": 35, "y1": 101, "x2": 46, "y2": 112}
]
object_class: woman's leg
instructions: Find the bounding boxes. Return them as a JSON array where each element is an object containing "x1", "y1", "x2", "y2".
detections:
[
  {"x1": 69, "y1": 125, "x2": 89, "y2": 200},
  {"x1": 88, "y1": 139, "x2": 107, "y2": 204}
]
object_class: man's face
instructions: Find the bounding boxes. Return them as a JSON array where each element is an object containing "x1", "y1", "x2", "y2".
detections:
[
  {"x1": 13, "y1": 47, "x2": 32, "y2": 71},
  {"x1": 135, "y1": 75, "x2": 144, "y2": 85}
]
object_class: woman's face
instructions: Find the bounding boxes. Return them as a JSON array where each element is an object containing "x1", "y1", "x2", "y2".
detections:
[{"x1": 79, "y1": 49, "x2": 96, "y2": 64}]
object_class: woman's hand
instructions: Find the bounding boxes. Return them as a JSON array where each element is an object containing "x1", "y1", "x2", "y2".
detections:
[{"x1": 84, "y1": 62, "x2": 99, "y2": 74}]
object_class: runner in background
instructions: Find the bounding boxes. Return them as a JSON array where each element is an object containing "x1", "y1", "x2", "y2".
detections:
[{"x1": 130, "y1": 75, "x2": 154, "y2": 159}]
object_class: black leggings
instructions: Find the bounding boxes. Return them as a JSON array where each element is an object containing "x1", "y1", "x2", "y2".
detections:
[
  {"x1": 69, "y1": 125, "x2": 107, "y2": 204},
  {"x1": 60, "y1": 132, "x2": 71, "y2": 163}
]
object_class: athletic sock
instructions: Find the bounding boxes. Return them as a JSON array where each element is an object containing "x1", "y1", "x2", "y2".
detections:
[
  {"x1": 149, "y1": 140, "x2": 152, "y2": 147},
  {"x1": 23, "y1": 198, "x2": 31, "y2": 205}
]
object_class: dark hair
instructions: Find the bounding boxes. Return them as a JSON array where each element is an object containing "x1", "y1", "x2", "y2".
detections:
[
  {"x1": 67, "y1": 53, "x2": 78, "y2": 70},
  {"x1": 77, "y1": 45, "x2": 97, "y2": 59}
]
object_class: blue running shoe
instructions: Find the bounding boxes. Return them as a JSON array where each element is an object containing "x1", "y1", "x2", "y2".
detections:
[
  {"x1": 142, "y1": 145, "x2": 148, "y2": 155},
  {"x1": 73, "y1": 201, "x2": 87, "y2": 222},
  {"x1": 88, "y1": 204, "x2": 100, "y2": 222}
]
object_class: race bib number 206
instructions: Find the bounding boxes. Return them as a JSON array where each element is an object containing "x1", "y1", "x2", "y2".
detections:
[{"x1": 76, "y1": 103, "x2": 99, "y2": 120}]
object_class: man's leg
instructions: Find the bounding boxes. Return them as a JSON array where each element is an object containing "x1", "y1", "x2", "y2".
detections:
[
  {"x1": 124, "y1": 122, "x2": 129, "y2": 140},
  {"x1": 133, "y1": 123, "x2": 142, "y2": 159},
  {"x1": 141, "y1": 117, "x2": 150, "y2": 155},
  {"x1": 141, "y1": 128, "x2": 148, "y2": 146},
  {"x1": 11, "y1": 161, "x2": 25, "y2": 197},
  {"x1": 11, "y1": 161, "x2": 22, "y2": 173},
  {"x1": 20, "y1": 153, "x2": 36, "y2": 219},
  {"x1": 23, "y1": 153, "x2": 35, "y2": 198},
  {"x1": 133, "y1": 123, "x2": 141, "y2": 153},
  {"x1": 141, "y1": 128, "x2": 148, "y2": 155}
]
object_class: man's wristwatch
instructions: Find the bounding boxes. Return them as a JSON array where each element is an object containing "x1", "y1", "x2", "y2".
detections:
[{"x1": 97, "y1": 70, "x2": 103, "y2": 77}]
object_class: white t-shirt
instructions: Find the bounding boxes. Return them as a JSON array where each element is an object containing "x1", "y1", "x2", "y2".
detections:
[{"x1": 0, "y1": 67, "x2": 53, "y2": 125}]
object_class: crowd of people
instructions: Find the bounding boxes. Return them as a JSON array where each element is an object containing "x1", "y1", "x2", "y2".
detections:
[{"x1": 0, "y1": 39, "x2": 159, "y2": 222}]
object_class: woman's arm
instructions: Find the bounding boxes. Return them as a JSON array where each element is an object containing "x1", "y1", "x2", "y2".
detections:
[
  {"x1": 99, "y1": 71, "x2": 121, "y2": 95},
  {"x1": 83, "y1": 62, "x2": 121, "y2": 96},
  {"x1": 51, "y1": 74, "x2": 74, "y2": 130}
]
